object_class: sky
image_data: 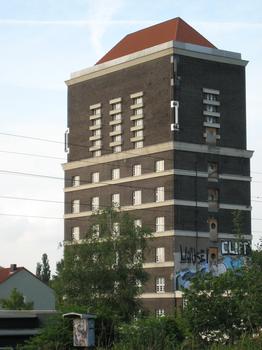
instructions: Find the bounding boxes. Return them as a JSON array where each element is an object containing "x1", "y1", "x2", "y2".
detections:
[{"x1": 0, "y1": 0, "x2": 262, "y2": 274}]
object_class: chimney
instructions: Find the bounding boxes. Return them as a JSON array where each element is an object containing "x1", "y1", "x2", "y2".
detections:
[{"x1": 10, "y1": 264, "x2": 17, "y2": 272}]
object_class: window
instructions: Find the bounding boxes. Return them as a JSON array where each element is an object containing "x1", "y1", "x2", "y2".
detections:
[
  {"x1": 135, "y1": 119, "x2": 143, "y2": 127},
  {"x1": 72, "y1": 200, "x2": 80, "y2": 214},
  {"x1": 92, "y1": 129, "x2": 101, "y2": 137},
  {"x1": 112, "y1": 124, "x2": 121, "y2": 132},
  {"x1": 134, "y1": 108, "x2": 143, "y2": 115},
  {"x1": 112, "y1": 102, "x2": 121, "y2": 110},
  {"x1": 134, "y1": 130, "x2": 143, "y2": 138},
  {"x1": 92, "y1": 140, "x2": 102, "y2": 147},
  {"x1": 92, "y1": 107, "x2": 101, "y2": 116},
  {"x1": 92, "y1": 118, "x2": 101, "y2": 126},
  {"x1": 113, "y1": 145, "x2": 121, "y2": 153},
  {"x1": 134, "y1": 141, "x2": 143, "y2": 149},
  {"x1": 112, "y1": 222, "x2": 120, "y2": 236},
  {"x1": 134, "y1": 219, "x2": 142, "y2": 228},
  {"x1": 133, "y1": 97, "x2": 143, "y2": 105},
  {"x1": 156, "y1": 309, "x2": 165, "y2": 317},
  {"x1": 156, "y1": 247, "x2": 165, "y2": 263},
  {"x1": 205, "y1": 116, "x2": 217, "y2": 124},
  {"x1": 133, "y1": 190, "x2": 142, "y2": 205},
  {"x1": 156, "y1": 277, "x2": 165, "y2": 293},
  {"x1": 155, "y1": 160, "x2": 164, "y2": 172},
  {"x1": 205, "y1": 93, "x2": 217, "y2": 101},
  {"x1": 155, "y1": 187, "x2": 165, "y2": 202},
  {"x1": 91, "y1": 197, "x2": 99, "y2": 211},
  {"x1": 206, "y1": 105, "x2": 217, "y2": 113},
  {"x1": 112, "y1": 135, "x2": 121, "y2": 143},
  {"x1": 92, "y1": 150, "x2": 101, "y2": 157},
  {"x1": 133, "y1": 164, "x2": 141, "y2": 176},
  {"x1": 92, "y1": 224, "x2": 100, "y2": 238},
  {"x1": 134, "y1": 249, "x2": 142, "y2": 263},
  {"x1": 112, "y1": 193, "x2": 120, "y2": 207},
  {"x1": 72, "y1": 175, "x2": 80, "y2": 187},
  {"x1": 112, "y1": 168, "x2": 120, "y2": 180},
  {"x1": 72, "y1": 227, "x2": 80, "y2": 240},
  {"x1": 208, "y1": 162, "x2": 218, "y2": 178},
  {"x1": 156, "y1": 217, "x2": 165, "y2": 232},
  {"x1": 113, "y1": 113, "x2": 121, "y2": 121},
  {"x1": 92, "y1": 172, "x2": 99, "y2": 183}
]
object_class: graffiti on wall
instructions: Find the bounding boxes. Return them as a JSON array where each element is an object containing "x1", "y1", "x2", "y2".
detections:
[{"x1": 176, "y1": 240, "x2": 251, "y2": 290}]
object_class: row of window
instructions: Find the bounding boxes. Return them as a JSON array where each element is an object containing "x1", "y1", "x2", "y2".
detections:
[
  {"x1": 203, "y1": 88, "x2": 220, "y2": 146},
  {"x1": 71, "y1": 159, "x2": 165, "y2": 187},
  {"x1": 89, "y1": 93, "x2": 144, "y2": 156},
  {"x1": 71, "y1": 187, "x2": 165, "y2": 213},
  {"x1": 71, "y1": 216, "x2": 166, "y2": 241}
]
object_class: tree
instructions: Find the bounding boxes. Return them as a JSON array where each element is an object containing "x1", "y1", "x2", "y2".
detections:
[
  {"x1": 183, "y1": 249, "x2": 262, "y2": 346},
  {"x1": 53, "y1": 208, "x2": 151, "y2": 330},
  {"x1": 0, "y1": 288, "x2": 33, "y2": 310},
  {"x1": 36, "y1": 253, "x2": 51, "y2": 284}
]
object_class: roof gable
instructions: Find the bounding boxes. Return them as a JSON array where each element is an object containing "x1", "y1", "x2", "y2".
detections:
[
  {"x1": 96, "y1": 17, "x2": 216, "y2": 65},
  {"x1": 0, "y1": 267, "x2": 24, "y2": 284}
]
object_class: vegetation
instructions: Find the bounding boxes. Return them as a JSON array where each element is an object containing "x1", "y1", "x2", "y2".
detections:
[
  {"x1": 0, "y1": 288, "x2": 33, "y2": 310},
  {"x1": 36, "y1": 253, "x2": 51, "y2": 284}
]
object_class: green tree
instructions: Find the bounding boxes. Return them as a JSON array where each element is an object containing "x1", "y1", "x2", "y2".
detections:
[
  {"x1": 183, "y1": 250, "x2": 262, "y2": 346},
  {"x1": 36, "y1": 253, "x2": 51, "y2": 284},
  {"x1": 52, "y1": 208, "x2": 151, "y2": 347},
  {"x1": 0, "y1": 288, "x2": 33, "y2": 310}
]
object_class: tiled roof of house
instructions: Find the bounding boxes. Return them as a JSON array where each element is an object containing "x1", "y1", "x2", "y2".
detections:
[
  {"x1": 0, "y1": 266, "x2": 24, "y2": 283},
  {"x1": 96, "y1": 17, "x2": 216, "y2": 64}
]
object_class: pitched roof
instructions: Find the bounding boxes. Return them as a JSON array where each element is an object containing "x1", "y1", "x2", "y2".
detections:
[
  {"x1": 0, "y1": 267, "x2": 24, "y2": 283},
  {"x1": 96, "y1": 17, "x2": 216, "y2": 65}
]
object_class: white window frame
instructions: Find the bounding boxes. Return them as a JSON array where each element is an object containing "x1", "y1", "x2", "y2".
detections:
[
  {"x1": 92, "y1": 224, "x2": 100, "y2": 238},
  {"x1": 112, "y1": 168, "x2": 120, "y2": 180},
  {"x1": 156, "y1": 277, "x2": 165, "y2": 293},
  {"x1": 133, "y1": 190, "x2": 142, "y2": 206},
  {"x1": 112, "y1": 193, "x2": 120, "y2": 207},
  {"x1": 91, "y1": 197, "x2": 99, "y2": 211},
  {"x1": 113, "y1": 145, "x2": 121, "y2": 153},
  {"x1": 155, "y1": 160, "x2": 165, "y2": 172},
  {"x1": 72, "y1": 226, "x2": 80, "y2": 240},
  {"x1": 133, "y1": 164, "x2": 141, "y2": 176},
  {"x1": 134, "y1": 219, "x2": 142, "y2": 228},
  {"x1": 156, "y1": 216, "x2": 165, "y2": 232},
  {"x1": 112, "y1": 222, "x2": 120, "y2": 236},
  {"x1": 72, "y1": 175, "x2": 80, "y2": 187},
  {"x1": 156, "y1": 247, "x2": 165, "y2": 263},
  {"x1": 134, "y1": 141, "x2": 143, "y2": 149},
  {"x1": 92, "y1": 172, "x2": 100, "y2": 183},
  {"x1": 155, "y1": 187, "x2": 165, "y2": 202},
  {"x1": 72, "y1": 200, "x2": 80, "y2": 214},
  {"x1": 156, "y1": 309, "x2": 165, "y2": 317}
]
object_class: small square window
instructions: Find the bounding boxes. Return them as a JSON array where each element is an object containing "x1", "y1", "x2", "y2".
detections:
[
  {"x1": 155, "y1": 187, "x2": 165, "y2": 202},
  {"x1": 92, "y1": 224, "x2": 100, "y2": 238},
  {"x1": 113, "y1": 113, "x2": 121, "y2": 121},
  {"x1": 112, "y1": 135, "x2": 121, "y2": 143},
  {"x1": 92, "y1": 150, "x2": 101, "y2": 157},
  {"x1": 92, "y1": 108, "x2": 101, "y2": 116},
  {"x1": 113, "y1": 145, "x2": 121, "y2": 153},
  {"x1": 156, "y1": 247, "x2": 165, "y2": 263},
  {"x1": 155, "y1": 160, "x2": 164, "y2": 172},
  {"x1": 134, "y1": 130, "x2": 143, "y2": 138},
  {"x1": 156, "y1": 309, "x2": 165, "y2": 317},
  {"x1": 72, "y1": 200, "x2": 80, "y2": 214},
  {"x1": 133, "y1": 164, "x2": 141, "y2": 176},
  {"x1": 92, "y1": 129, "x2": 101, "y2": 137},
  {"x1": 112, "y1": 222, "x2": 120, "y2": 236},
  {"x1": 93, "y1": 118, "x2": 101, "y2": 126},
  {"x1": 133, "y1": 97, "x2": 143, "y2": 105},
  {"x1": 112, "y1": 168, "x2": 120, "y2": 180},
  {"x1": 113, "y1": 124, "x2": 121, "y2": 132},
  {"x1": 72, "y1": 175, "x2": 80, "y2": 187},
  {"x1": 134, "y1": 219, "x2": 142, "y2": 228},
  {"x1": 112, "y1": 102, "x2": 121, "y2": 110},
  {"x1": 135, "y1": 119, "x2": 143, "y2": 127},
  {"x1": 112, "y1": 193, "x2": 120, "y2": 207},
  {"x1": 156, "y1": 277, "x2": 165, "y2": 293},
  {"x1": 72, "y1": 227, "x2": 80, "y2": 240},
  {"x1": 91, "y1": 197, "x2": 99, "y2": 211},
  {"x1": 156, "y1": 217, "x2": 165, "y2": 232},
  {"x1": 134, "y1": 141, "x2": 143, "y2": 149},
  {"x1": 92, "y1": 172, "x2": 99, "y2": 183},
  {"x1": 134, "y1": 108, "x2": 143, "y2": 115},
  {"x1": 133, "y1": 190, "x2": 142, "y2": 205}
]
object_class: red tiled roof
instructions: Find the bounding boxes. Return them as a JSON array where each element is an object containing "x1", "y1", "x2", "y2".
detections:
[
  {"x1": 0, "y1": 267, "x2": 24, "y2": 283},
  {"x1": 96, "y1": 17, "x2": 216, "y2": 65}
]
